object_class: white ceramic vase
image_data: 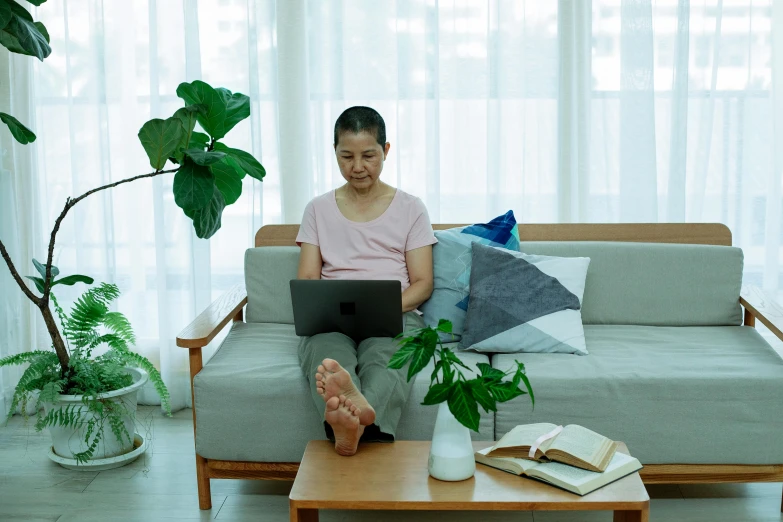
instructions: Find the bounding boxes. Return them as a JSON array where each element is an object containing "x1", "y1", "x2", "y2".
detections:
[
  {"x1": 44, "y1": 367, "x2": 148, "y2": 465},
  {"x1": 428, "y1": 401, "x2": 476, "y2": 481}
]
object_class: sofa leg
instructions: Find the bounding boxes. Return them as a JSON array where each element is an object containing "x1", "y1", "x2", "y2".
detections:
[{"x1": 196, "y1": 454, "x2": 212, "y2": 510}]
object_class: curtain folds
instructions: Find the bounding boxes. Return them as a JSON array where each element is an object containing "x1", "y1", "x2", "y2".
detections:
[
  {"x1": 0, "y1": 51, "x2": 48, "y2": 421},
  {"x1": 0, "y1": 0, "x2": 779, "y2": 414}
]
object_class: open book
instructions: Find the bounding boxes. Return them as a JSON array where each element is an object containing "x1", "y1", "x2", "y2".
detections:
[
  {"x1": 486, "y1": 423, "x2": 618, "y2": 472},
  {"x1": 475, "y1": 446, "x2": 642, "y2": 496}
]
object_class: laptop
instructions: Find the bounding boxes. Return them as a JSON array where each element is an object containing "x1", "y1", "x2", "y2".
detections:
[{"x1": 290, "y1": 279, "x2": 403, "y2": 340}]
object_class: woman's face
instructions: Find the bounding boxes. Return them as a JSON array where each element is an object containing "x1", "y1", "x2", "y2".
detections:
[{"x1": 334, "y1": 131, "x2": 391, "y2": 190}]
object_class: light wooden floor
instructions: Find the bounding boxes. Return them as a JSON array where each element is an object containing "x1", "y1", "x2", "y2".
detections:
[{"x1": 0, "y1": 406, "x2": 782, "y2": 522}]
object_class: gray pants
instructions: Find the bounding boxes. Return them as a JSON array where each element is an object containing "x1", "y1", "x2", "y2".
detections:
[{"x1": 298, "y1": 312, "x2": 425, "y2": 442}]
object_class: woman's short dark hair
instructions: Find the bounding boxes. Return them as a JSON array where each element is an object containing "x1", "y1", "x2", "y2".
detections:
[{"x1": 333, "y1": 106, "x2": 386, "y2": 147}]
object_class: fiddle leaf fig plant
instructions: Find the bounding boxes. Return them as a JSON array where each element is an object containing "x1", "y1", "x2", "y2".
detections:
[
  {"x1": 0, "y1": 0, "x2": 266, "y2": 465},
  {"x1": 0, "y1": 0, "x2": 265, "y2": 414},
  {"x1": 0, "y1": 78, "x2": 265, "y2": 378},
  {"x1": 388, "y1": 319, "x2": 534, "y2": 432}
]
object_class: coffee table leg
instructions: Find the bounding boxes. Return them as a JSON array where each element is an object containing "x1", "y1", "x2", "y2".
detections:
[
  {"x1": 613, "y1": 509, "x2": 648, "y2": 522},
  {"x1": 289, "y1": 507, "x2": 318, "y2": 522}
]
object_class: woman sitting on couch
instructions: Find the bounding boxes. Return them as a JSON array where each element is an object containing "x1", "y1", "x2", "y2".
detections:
[{"x1": 296, "y1": 106, "x2": 437, "y2": 456}]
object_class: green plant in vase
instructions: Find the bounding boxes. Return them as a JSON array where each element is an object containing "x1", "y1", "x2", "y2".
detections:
[
  {"x1": 388, "y1": 318, "x2": 534, "y2": 481},
  {"x1": 388, "y1": 319, "x2": 534, "y2": 431}
]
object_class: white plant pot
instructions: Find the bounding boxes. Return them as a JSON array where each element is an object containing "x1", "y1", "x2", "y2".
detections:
[
  {"x1": 43, "y1": 367, "x2": 148, "y2": 463},
  {"x1": 428, "y1": 401, "x2": 476, "y2": 481},
  {"x1": 16, "y1": 389, "x2": 40, "y2": 416}
]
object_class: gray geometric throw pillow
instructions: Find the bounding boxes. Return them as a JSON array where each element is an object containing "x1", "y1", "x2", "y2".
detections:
[{"x1": 460, "y1": 243, "x2": 590, "y2": 355}]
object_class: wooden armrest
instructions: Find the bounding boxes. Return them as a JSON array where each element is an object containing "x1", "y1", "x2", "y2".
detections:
[
  {"x1": 176, "y1": 284, "x2": 248, "y2": 349},
  {"x1": 740, "y1": 285, "x2": 783, "y2": 342}
]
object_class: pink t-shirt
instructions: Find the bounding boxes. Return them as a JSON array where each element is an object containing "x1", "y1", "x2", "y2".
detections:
[{"x1": 295, "y1": 189, "x2": 437, "y2": 291}]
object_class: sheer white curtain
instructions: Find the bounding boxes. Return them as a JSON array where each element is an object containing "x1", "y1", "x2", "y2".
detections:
[
  {"x1": 0, "y1": 51, "x2": 48, "y2": 424},
  {"x1": 1, "y1": 0, "x2": 781, "y2": 416},
  {"x1": 587, "y1": 0, "x2": 780, "y2": 294},
  {"x1": 7, "y1": 0, "x2": 282, "y2": 412},
  {"x1": 303, "y1": 0, "x2": 780, "y2": 287}
]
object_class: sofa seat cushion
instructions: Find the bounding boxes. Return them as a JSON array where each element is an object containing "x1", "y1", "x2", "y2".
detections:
[
  {"x1": 492, "y1": 325, "x2": 783, "y2": 465},
  {"x1": 194, "y1": 323, "x2": 493, "y2": 462}
]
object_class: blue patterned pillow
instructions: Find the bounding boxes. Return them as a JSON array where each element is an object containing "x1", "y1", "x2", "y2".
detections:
[{"x1": 420, "y1": 211, "x2": 520, "y2": 340}]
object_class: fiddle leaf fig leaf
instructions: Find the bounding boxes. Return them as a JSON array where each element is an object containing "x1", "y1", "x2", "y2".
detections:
[
  {"x1": 186, "y1": 186, "x2": 226, "y2": 239},
  {"x1": 189, "y1": 131, "x2": 210, "y2": 149},
  {"x1": 0, "y1": 112, "x2": 35, "y2": 144},
  {"x1": 173, "y1": 158, "x2": 214, "y2": 211},
  {"x1": 184, "y1": 148, "x2": 225, "y2": 166},
  {"x1": 172, "y1": 105, "x2": 206, "y2": 163},
  {"x1": 0, "y1": 1, "x2": 50, "y2": 60},
  {"x1": 212, "y1": 142, "x2": 265, "y2": 182},
  {"x1": 175, "y1": 81, "x2": 249, "y2": 139},
  {"x1": 210, "y1": 158, "x2": 243, "y2": 205},
  {"x1": 215, "y1": 86, "x2": 250, "y2": 133},
  {"x1": 138, "y1": 117, "x2": 184, "y2": 170}
]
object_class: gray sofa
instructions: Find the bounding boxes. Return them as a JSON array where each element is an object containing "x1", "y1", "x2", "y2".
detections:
[{"x1": 178, "y1": 223, "x2": 783, "y2": 511}]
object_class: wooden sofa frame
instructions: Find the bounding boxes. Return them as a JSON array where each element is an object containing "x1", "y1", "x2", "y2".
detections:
[{"x1": 176, "y1": 223, "x2": 783, "y2": 511}]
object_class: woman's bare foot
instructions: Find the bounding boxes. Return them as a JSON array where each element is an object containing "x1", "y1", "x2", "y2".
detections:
[
  {"x1": 315, "y1": 358, "x2": 376, "y2": 426},
  {"x1": 324, "y1": 395, "x2": 364, "y2": 456}
]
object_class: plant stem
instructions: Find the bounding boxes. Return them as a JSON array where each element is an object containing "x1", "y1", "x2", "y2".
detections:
[
  {"x1": 434, "y1": 349, "x2": 441, "y2": 385},
  {"x1": 0, "y1": 239, "x2": 41, "y2": 306},
  {"x1": 1, "y1": 167, "x2": 179, "y2": 376},
  {"x1": 40, "y1": 300, "x2": 70, "y2": 372},
  {"x1": 41, "y1": 167, "x2": 179, "y2": 304}
]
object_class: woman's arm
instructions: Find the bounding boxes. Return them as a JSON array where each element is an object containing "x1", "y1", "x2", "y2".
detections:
[
  {"x1": 298, "y1": 243, "x2": 323, "y2": 279},
  {"x1": 402, "y1": 245, "x2": 434, "y2": 312}
]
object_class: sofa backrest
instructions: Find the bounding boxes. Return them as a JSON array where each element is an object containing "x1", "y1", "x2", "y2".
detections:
[
  {"x1": 245, "y1": 246, "x2": 299, "y2": 324},
  {"x1": 517, "y1": 242, "x2": 743, "y2": 326},
  {"x1": 244, "y1": 241, "x2": 743, "y2": 326}
]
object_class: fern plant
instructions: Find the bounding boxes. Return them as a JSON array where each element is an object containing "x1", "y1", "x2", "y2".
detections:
[{"x1": 0, "y1": 275, "x2": 171, "y2": 463}]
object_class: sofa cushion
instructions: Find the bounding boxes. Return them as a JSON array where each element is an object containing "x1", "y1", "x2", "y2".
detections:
[
  {"x1": 245, "y1": 242, "x2": 744, "y2": 327},
  {"x1": 516, "y1": 242, "x2": 743, "y2": 326},
  {"x1": 419, "y1": 211, "x2": 520, "y2": 341},
  {"x1": 194, "y1": 323, "x2": 493, "y2": 462},
  {"x1": 245, "y1": 247, "x2": 299, "y2": 323},
  {"x1": 460, "y1": 243, "x2": 590, "y2": 355},
  {"x1": 492, "y1": 325, "x2": 783, "y2": 464}
]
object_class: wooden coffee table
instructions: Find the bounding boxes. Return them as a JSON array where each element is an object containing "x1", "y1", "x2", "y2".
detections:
[{"x1": 289, "y1": 440, "x2": 649, "y2": 521}]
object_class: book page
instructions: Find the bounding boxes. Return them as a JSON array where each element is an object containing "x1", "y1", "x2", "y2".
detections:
[
  {"x1": 529, "y1": 452, "x2": 642, "y2": 496},
  {"x1": 531, "y1": 460, "x2": 598, "y2": 485},
  {"x1": 546, "y1": 424, "x2": 608, "y2": 464},
  {"x1": 475, "y1": 447, "x2": 541, "y2": 475},
  {"x1": 489, "y1": 423, "x2": 559, "y2": 454}
]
